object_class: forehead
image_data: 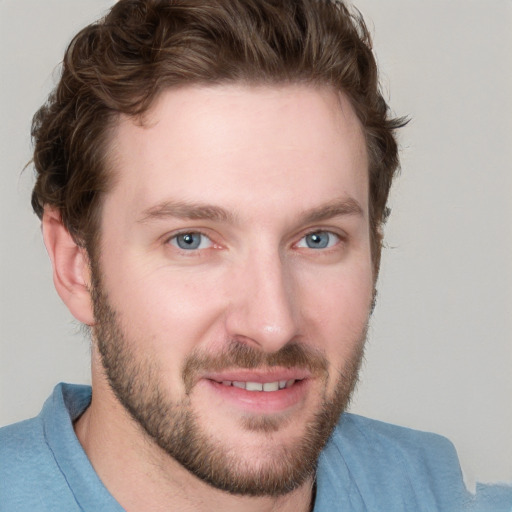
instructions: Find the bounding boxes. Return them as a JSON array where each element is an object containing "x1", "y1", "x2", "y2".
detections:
[{"x1": 105, "y1": 84, "x2": 368, "y2": 221}]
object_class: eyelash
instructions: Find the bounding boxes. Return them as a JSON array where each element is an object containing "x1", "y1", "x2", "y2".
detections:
[
  {"x1": 295, "y1": 230, "x2": 342, "y2": 250},
  {"x1": 167, "y1": 231, "x2": 215, "y2": 252},
  {"x1": 165, "y1": 228, "x2": 344, "y2": 255}
]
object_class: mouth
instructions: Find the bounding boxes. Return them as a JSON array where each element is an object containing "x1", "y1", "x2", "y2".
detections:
[
  {"x1": 198, "y1": 370, "x2": 311, "y2": 414},
  {"x1": 213, "y1": 379, "x2": 300, "y2": 392}
]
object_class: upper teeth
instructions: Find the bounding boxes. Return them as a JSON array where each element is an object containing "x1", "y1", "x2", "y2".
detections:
[{"x1": 220, "y1": 380, "x2": 295, "y2": 391}]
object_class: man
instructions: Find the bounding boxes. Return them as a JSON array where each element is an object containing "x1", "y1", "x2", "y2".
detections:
[{"x1": 0, "y1": 0, "x2": 510, "y2": 511}]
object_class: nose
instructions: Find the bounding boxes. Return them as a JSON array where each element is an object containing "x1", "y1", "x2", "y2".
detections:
[{"x1": 224, "y1": 250, "x2": 299, "y2": 353}]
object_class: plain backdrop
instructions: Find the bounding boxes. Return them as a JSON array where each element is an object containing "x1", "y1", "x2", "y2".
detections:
[{"x1": 1, "y1": 0, "x2": 511, "y2": 488}]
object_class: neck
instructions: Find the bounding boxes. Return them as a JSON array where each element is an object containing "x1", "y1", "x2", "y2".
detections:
[{"x1": 74, "y1": 366, "x2": 315, "y2": 512}]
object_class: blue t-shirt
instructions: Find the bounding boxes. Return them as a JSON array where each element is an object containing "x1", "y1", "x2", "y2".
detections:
[{"x1": 1, "y1": 383, "x2": 510, "y2": 511}]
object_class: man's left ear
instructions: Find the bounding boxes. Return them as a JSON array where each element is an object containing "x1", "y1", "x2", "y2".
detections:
[{"x1": 42, "y1": 207, "x2": 95, "y2": 326}]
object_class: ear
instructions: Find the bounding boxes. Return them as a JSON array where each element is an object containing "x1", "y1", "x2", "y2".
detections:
[{"x1": 42, "y1": 207, "x2": 95, "y2": 326}]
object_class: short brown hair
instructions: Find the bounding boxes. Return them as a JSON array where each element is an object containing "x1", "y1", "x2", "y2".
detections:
[{"x1": 31, "y1": 0, "x2": 406, "y2": 272}]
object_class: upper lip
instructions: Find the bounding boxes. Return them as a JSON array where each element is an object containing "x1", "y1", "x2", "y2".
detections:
[{"x1": 202, "y1": 368, "x2": 312, "y2": 384}]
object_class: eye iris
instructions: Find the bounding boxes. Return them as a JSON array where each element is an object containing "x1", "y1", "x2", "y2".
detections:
[
  {"x1": 306, "y1": 232, "x2": 329, "y2": 249},
  {"x1": 176, "y1": 233, "x2": 201, "y2": 250}
]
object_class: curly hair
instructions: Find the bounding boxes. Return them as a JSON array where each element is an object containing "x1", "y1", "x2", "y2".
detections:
[{"x1": 31, "y1": 0, "x2": 406, "y2": 272}]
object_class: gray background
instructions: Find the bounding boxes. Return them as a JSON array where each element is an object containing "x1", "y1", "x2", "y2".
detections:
[{"x1": 1, "y1": 0, "x2": 511, "y2": 487}]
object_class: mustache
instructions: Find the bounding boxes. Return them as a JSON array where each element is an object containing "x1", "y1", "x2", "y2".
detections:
[{"x1": 182, "y1": 341, "x2": 329, "y2": 393}]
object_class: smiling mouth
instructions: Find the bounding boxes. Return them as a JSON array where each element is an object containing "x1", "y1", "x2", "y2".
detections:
[{"x1": 212, "y1": 379, "x2": 301, "y2": 392}]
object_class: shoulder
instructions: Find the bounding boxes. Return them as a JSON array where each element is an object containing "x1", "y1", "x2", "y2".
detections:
[
  {"x1": 316, "y1": 413, "x2": 470, "y2": 511},
  {"x1": 334, "y1": 412, "x2": 460, "y2": 468},
  {"x1": 0, "y1": 384, "x2": 91, "y2": 511},
  {"x1": 0, "y1": 416, "x2": 70, "y2": 510},
  {"x1": 0, "y1": 415, "x2": 47, "y2": 467},
  {"x1": 317, "y1": 414, "x2": 512, "y2": 511}
]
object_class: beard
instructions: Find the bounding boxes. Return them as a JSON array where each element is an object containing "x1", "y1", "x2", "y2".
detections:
[{"x1": 91, "y1": 268, "x2": 367, "y2": 497}]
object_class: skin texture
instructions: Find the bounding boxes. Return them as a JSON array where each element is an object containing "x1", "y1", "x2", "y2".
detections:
[{"x1": 44, "y1": 84, "x2": 374, "y2": 512}]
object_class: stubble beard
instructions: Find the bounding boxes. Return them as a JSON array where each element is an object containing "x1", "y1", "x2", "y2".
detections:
[{"x1": 91, "y1": 269, "x2": 367, "y2": 497}]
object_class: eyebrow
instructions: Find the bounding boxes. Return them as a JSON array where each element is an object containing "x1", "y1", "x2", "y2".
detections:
[
  {"x1": 138, "y1": 200, "x2": 236, "y2": 224},
  {"x1": 137, "y1": 197, "x2": 364, "y2": 225},
  {"x1": 299, "y1": 198, "x2": 364, "y2": 224}
]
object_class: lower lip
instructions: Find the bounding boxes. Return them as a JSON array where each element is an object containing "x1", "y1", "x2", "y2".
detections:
[{"x1": 201, "y1": 379, "x2": 310, "y2": 414}]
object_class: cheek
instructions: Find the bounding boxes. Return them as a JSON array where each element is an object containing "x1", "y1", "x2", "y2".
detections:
[
  {"x1": 103, "y1": 262, "x2": 228, "y2": 366},
  {"x1": 299, "y1": 262, "x2": 373, "y2": 352}
]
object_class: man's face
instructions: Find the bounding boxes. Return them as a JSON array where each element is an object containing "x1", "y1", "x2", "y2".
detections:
[{"x1": 92, "y1": 85, "x2": 374, "y2": 495}]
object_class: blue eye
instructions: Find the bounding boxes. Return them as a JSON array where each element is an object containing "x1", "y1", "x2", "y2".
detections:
[
  {"x1": 298, "y1": 231, "x2": 339, "y2": 249},
  {"x1": 170, "y1": 232, "x2": 212, "y2": 250}
]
